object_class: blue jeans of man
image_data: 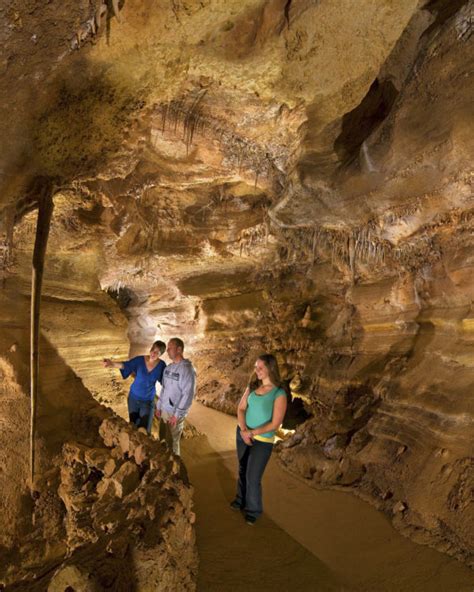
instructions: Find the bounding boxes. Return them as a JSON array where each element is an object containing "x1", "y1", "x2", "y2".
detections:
[
  {"x1": 128, "y1": 398, "x2": 154, "y2": 432},
  {"x1": 235, "y1": 427, "x2": 273, "y2": 519}
]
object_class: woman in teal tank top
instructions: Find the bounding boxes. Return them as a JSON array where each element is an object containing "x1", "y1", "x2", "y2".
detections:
[{"x1": 230, "y1": 354, "x2": 287, "y2": 525}]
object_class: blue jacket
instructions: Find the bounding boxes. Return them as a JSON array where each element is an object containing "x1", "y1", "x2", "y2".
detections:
[{"x1": 120, "y1": 356, "x2": 166, "y2": 402}]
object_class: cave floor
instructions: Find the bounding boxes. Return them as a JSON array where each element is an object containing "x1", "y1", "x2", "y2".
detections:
[{"x1": 181, "y1": 403, "x2": 474, "y2": 592}]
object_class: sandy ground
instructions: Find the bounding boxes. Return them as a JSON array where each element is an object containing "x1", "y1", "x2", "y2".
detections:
[{"x1": 181, "y1": 403, "x2": 474, "y2": 592}]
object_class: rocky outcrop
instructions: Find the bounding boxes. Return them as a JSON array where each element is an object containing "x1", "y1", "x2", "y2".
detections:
[
  {"x1": 263, "y1": 3, "x2": 474, "y2": 566},
  {"x1": 2, "y1": 413, "x2": 197, "y2": 591},
  {"x1": 0, "y1": 289, "x2": 197, "y2": 591},
  {"x1": 50, "y1": 418, "x2": 197, "y2": 592}
]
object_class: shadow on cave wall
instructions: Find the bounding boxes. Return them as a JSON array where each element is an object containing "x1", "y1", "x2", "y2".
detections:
[
  {"x1": 1, "y1": 44, "x2": 143, "y2": 231},
  {"x1": 0, "y1": 325, "x2": 141, "y2": 590},
  {"x1": 282, "y1": 393, "x2": 311, "y2": 430}
]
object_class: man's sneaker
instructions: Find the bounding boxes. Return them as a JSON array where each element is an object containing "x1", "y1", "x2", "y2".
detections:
[
  {"x1": 230, "y1": 500, "x2": 242, "y2": 511},
  {"x1": 245, "y1": 514, "x2": 257, "y2": 525}
]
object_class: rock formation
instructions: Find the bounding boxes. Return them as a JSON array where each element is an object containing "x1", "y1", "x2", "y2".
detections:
[
  {"x1": 0, "y1": 287, "x2": 197, "y2": 590},
  {"x1": 0, "y1": 0, "x2": 473, "y2": 581}
]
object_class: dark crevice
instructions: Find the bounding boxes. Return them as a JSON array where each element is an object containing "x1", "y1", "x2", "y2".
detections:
[
  {"x1": 284, "y1": 0, "x2": 293, "y2": 28},
  {"x1": 106, "y1": 286, "x2": 134, "y2": 310},
  {"x1": 424, "y1": 0, "x2": 471, "y2": 32},
  {"x1": 282, "y1": 394, "x2": 311, "y2": 430},
  {"x1": 333, "y1": 78, "x2": 399, "y2": 167}
]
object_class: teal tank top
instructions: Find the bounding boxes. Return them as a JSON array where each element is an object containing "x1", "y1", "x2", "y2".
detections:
[{"x1": 245, "y1": 386, "x2": 286, "y2": 442}]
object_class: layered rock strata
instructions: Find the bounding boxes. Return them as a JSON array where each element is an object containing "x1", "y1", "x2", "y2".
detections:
[{"x1": 0, "y1": 0, "x2": 472, "y2": 575}]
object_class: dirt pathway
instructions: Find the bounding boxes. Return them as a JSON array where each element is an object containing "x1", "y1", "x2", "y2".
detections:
[{"x1": 182, "y1": 403, "x2": 474, "y2": 592}]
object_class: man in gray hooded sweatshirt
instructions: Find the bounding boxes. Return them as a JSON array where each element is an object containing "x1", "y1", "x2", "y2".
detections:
[{"x1": 155, "y1": 337, "x2": 196, "y2": 455}]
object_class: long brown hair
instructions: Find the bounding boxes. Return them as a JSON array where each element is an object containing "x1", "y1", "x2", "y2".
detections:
[{"x1": 248, "y1": 354, "x2": 283, "y2": 392}]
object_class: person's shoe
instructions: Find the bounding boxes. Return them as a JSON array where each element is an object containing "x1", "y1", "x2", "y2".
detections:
[
  {"x1": 245, "y1": 514, "x2": 257, "y2": 525},
  {"x1": 230, "y1": 500, "x2": 242, "y2": 511}
]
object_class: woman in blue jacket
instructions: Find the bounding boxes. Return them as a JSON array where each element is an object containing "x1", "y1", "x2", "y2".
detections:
[
  {"x1": 231, "y1": 354, "x2": 287, "y2": 525},
  {"x1": 103, "y1": 340, "x2": 166, "y2": 432}
]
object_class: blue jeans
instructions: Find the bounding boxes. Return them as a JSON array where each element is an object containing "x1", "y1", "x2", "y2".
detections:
[
  {"x1": 235, "y1": 427, "x2": 273, "y2": 519},
  {"x1": 128, "y1": 398, "x2": 154, "y2": 433}
]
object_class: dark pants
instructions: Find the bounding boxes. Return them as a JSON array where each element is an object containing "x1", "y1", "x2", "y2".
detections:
[
  {"x1": 128, "y1": 398, "x2": 154, "y2": 432},
  {"x1": 235, "y1": 427, "x2": 273, "y2": 519}
]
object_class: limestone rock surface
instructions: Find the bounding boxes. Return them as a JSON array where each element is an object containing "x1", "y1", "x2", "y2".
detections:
[{"x1": 0, "y1": 0, "x2": 473, "y2": 573}]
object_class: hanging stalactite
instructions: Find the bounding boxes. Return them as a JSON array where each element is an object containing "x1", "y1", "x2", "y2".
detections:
[{"x1": 30, "y1": 180, "x2": 54, "y2": 489}]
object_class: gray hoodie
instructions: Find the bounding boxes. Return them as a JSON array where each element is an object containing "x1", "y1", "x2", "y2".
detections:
[{"x1": 157, "y1": 359, "x2": 196, "y2": 419}]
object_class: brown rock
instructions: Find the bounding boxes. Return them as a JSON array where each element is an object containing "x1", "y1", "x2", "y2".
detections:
[
  {"x1": 393, "y1": 501, "x2": 408, "y2": 514},
  {"x1": 0, "y1": 0, "x2": 472, "y2": 577},
  {"x1": 133, "y1": 444, "x2": 147, "y2": 466},
  {"x1": 323, "y1": 434, "x2": 349, "y2": 460},
  {"x1": 84, "y1": 448, "x2": 111, "y2": 470},
  {"x1": 48, "y1": 564, "x2": 98, "y2": 592},
  {"x1": 103, "y1": 458, "x2": 117, "y2": 477},
  {"x1": 118, "y1": 431, "x2": 131, "y2": 455},
  {"x1": 110, "y1": 461, "x2": 140, "y2": 498}
]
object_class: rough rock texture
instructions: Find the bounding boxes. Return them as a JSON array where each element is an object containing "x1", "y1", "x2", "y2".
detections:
[
  {"x1": 0, "y1": 290, "x2": 197, "y2": 590},
  {"x1": 0, "y1": 0, "x2": 473, "y2": 574}
]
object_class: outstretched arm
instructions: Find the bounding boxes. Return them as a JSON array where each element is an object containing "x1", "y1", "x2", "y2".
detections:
[{"x1": 103, "y1": 358, "x2": 124, "y2": 370}]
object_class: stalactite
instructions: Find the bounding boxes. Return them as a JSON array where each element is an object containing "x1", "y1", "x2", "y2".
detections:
[
  {"x1": 95, "y1": 3, "x2": 108, "y2": 32},
  {"x1": 311, "y1": 227, "x2": 318, "y2": 265},
  {"x1": 183, "y1": 90, "x2": 207, "y2": 154},
  {"x1": 348, "y1": 234, "x2": 355, "y2": 279},
  {"x1": 161, "y1": 102, "x2": 169, "y2": 132},
  {"x1": 111, "y1": 0, "x2": 122, "y2": 23},
  {"x1": 153, "y1": 93, "x2": 281, "y2": 189},
  {"x1": 70, "y1": 2, "x2": 118, "y2": 50},
  {"x1": 30, "y1": 182, "x2": 54, "y2": 489},
  {"x1": 254, "y1": 169, "x2": 260, "y2": 189}
]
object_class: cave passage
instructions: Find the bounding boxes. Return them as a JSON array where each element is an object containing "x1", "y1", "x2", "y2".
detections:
[{"x1": 182, "y1": 403, "x2": 474, "y2": 592}]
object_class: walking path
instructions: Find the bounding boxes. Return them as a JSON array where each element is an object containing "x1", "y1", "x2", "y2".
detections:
[{"x1": 182, "y1": 403, "x2": 474, "y2": 592}]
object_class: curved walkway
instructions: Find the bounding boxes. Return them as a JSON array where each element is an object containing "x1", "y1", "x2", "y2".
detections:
[{"x1": 182, "y1": 403, "x2": 474, "y2": 592}]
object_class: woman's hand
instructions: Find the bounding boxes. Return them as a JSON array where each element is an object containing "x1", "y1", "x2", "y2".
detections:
[
  {"x1": 240, "y1": 429, "x2": 254, "y2": 446},
  {"x1": 103, "y1": 359, "x2": 125, "y2": 370}
]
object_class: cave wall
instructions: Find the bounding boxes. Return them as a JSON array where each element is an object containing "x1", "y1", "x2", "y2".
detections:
[
  {"x1": 0, "y1": 227, "x2": 197, "y2": 590},
  {"x1": 0, "y1": 0, "x2": 473, "y2": 574},
  {"x1": 264, "y1": 3, "x2": 474, "y2": 565}
]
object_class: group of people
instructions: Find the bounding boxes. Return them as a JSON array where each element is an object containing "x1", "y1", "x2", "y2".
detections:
[
  {"x1": 103, "y1": 341, "x2": 287, "y2": 525},
  {"x1": 103, "y1": 337, "x2": 196, "y2": 456}
]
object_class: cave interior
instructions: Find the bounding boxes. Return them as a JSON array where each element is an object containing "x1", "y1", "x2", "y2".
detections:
[{"x1": 0, "y1": 0, "x2": 473, "y2": 590}]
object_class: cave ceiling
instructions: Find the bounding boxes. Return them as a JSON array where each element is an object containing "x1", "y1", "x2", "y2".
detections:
[
  {"x1": 0, "y1": 0, "x2": 472, "y2": 372},
  {"x1": 2, "y1": 0, "x2": 472, "y2": 341},
  {"x1": 1, "y1": 0, "x2": 473, "y2": 391}
]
